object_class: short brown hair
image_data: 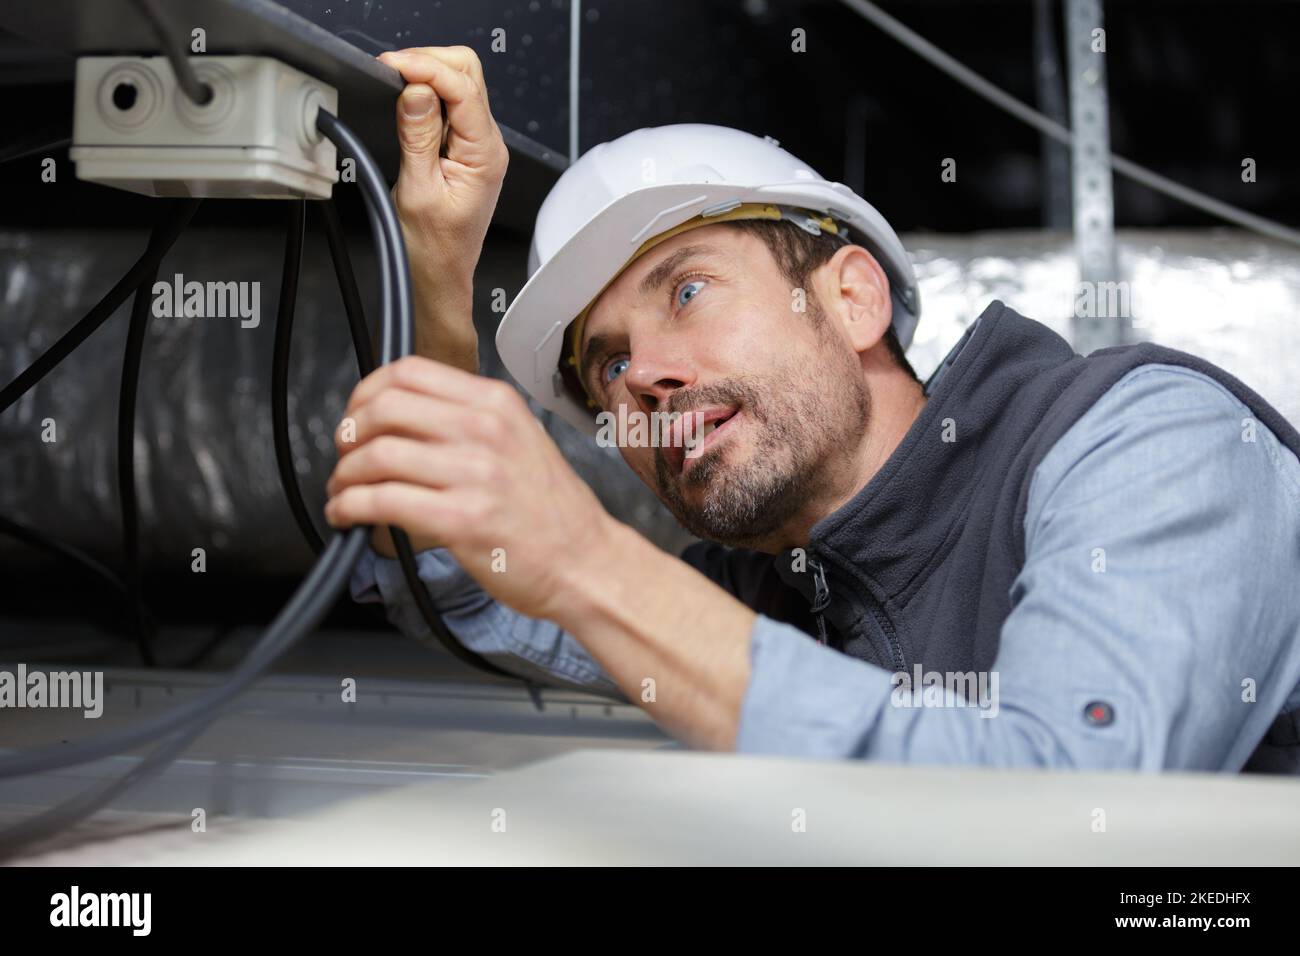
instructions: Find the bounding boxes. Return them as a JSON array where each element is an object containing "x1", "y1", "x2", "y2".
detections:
[{"x1": 723, "y1": 218, "x2": 919, "y2": 382}]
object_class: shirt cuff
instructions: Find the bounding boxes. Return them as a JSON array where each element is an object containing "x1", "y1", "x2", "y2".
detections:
[
  {"x1": 349, "y1": 545, "x2": 626, "y2": 699},
  {"x1": 351, "y1": 546, "x2": 490, "y2": 612},
  {"x1": 736, "y1": 615, "x2": 895, "y2": 758}
]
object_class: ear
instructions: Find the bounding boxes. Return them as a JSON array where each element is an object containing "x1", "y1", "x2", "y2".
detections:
[{"x1": 815, "y1": 244, "x2": 892, "y2": 356}]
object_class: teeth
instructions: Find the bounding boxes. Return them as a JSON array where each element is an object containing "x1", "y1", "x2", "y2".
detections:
[{"x1": 701, "y1": 421, "x2": 718, "y2": 437}]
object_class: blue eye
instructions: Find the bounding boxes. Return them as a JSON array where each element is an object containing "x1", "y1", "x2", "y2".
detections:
[
  {"x1": 602, "y1": 356, "x2": 630, "y2": 384},
  {"x1": 676, "y1": 279, "x2": 705, "y2": 308}
]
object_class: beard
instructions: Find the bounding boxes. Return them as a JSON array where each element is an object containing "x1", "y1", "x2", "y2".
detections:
[{"x1": 651, "y1": 300, "x2": 871, "y2": 549}]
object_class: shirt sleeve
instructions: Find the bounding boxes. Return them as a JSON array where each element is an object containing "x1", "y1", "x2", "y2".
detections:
[
  {"x1": 351, "y1": 546, "x2": 627, "y2": 700},
  {"x1": 735, "y1": 364, "x2": 1300, "y2": 770}
]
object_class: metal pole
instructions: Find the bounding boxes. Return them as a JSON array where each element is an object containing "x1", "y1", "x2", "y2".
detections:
[
  {"x1": 569, "y1": 0, "x2": 581, "y2": 164},
  {"x1": 1065, "y1": 0, "x2": 1125, "y2": 351}
]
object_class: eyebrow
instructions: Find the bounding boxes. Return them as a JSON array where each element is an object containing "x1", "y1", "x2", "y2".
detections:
[
  {"x1": 579, "y1": 243, "x2": 724, "y2": 392},
  {"x1": 636, "y1": 243, "x2": 721, "y2": 299}
]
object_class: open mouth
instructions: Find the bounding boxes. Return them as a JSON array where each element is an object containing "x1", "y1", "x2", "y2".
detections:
[
  {"x1": 665, "y1": 405, "x2": 740, "y2": 476},
  {"x1": 697, "y1": 412, "x2": 735, "y2": 442}
]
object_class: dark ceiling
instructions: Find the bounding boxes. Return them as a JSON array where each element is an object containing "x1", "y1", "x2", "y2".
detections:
[
  {"x1": 2, "y1": 0, "x2": 1296, "y2": 233},
  {"x1": 277, "y1": 0, "x2": 1300, "y2": 233}
]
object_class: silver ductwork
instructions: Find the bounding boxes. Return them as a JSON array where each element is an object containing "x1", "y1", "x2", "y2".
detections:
[{"x1": 2, "y1": 226, "x2": 1295, "y2": 571}]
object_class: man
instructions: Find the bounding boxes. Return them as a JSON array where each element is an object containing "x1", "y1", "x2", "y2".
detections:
[{"x1": 325, "y1": 47, "x2": 1300, "y2": 771}]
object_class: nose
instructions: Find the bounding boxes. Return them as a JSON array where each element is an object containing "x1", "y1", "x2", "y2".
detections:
[{"x1": 623, "y1": 345, "x2": 694, "y2": 415}]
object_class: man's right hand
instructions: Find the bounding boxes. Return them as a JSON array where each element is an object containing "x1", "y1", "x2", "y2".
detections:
[{"x1": 379, "y1": 46, "x2": 509, "y2": 375}]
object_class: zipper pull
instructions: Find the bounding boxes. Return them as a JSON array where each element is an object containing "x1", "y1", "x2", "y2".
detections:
[{"x1": 808, "y1": 557, "x2": 831, "y2": 646}]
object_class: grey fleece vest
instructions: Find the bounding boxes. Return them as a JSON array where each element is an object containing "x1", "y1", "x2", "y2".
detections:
[{"x1": 682, "y1": 300, "x2": 1300, "y2": 772}]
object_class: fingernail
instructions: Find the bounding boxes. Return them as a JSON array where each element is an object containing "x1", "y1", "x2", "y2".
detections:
[{"x1": 401, "y1": 85, "x2": 435, "y2": 118}]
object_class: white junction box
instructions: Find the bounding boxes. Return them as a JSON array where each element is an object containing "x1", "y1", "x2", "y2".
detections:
[{"x1": 71, "y1": 55, "x2": 339, "y2": 200}]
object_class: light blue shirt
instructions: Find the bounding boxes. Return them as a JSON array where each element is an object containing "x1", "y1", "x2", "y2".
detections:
[{"x1": 350, "y1": 363, "x2": 1300, "y2": 771}]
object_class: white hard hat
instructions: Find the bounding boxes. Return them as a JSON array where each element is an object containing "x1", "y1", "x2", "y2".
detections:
[{"x1": 495, "y1": 123, "x2": 921, "y2": 435}]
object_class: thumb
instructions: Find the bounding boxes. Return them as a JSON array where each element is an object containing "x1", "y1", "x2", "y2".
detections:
[{"x1": 395, "y1": 83, "x2": 444, "y2": 181}]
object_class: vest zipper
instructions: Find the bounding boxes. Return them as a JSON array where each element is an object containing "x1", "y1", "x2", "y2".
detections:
[
  {"x1": 808, "y1": 557, "x2": 831, "y2": 646},
  {"x1": 865, "y1": 601, "x2": 907, "y2": 673},
  {"x1": 808, "y1": 556, "x2": 907, "y2": 671}
]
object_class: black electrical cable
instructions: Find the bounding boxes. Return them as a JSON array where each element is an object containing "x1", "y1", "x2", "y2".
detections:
[
  {"x1": 0, "y1": 527, "x2": 366, "y2": 782},
  {"x1": 310, "y1": 199, "x2": 404, "y2": 636},
  {"x1": 117, "y1": 207, "x2": 179, "y2": 668},
  {"x1": 271, "y1": 199, "x2": 327, "y2": 554},
  {"x1": 392, "y1": 535, "x2": 524, "y2": 678},
  {"x1": 0, "y1": 710, "x2": 213, "y2": 855},
  {"x1": 0, "y1": 112, "x2": 528, "y2": 854},
  {"x1": 0, "y1": 515, "x2": 151, "y2": 640},
  {"x1": 325, "y1": 198, "x2": 521, "y2": 658},
  {"x1": 319, "y1": 198, "x2": 377, "y2": 376},
  {"x1": 7, "y1": 201, "x2": 371, "y2": 853},
  {"x1": 0, "y1": 529, "x2": 363, "y2": 851},
  {"x1": 0, "y1": 116, "x2": 386, "y2": 785},
  {"x1": 315, "y1": 109, "x2": 520, "y2": 682},
  {"x1": 1, "y1": 198, "x2": 242, "y2": 673},
  {"x1": 0, "y1": 202, "x2": 195, "y2": 665},
  {"x1": 325, "y1": 113, "x2": 404, "y2": 367},
  {"x1": 0, "y1": 17, "x2": 448, "y2": 851},
  {"x1": 0, "y1": 199, "x2": 201, "y2": 415},
  {"x1": 130, "y1": 0, "x2": 212, "y2": 106}
]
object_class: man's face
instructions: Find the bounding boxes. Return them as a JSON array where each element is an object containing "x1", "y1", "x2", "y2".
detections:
[{"x1": 578, "y1": 224, "x2": 872, "y2": 550}]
